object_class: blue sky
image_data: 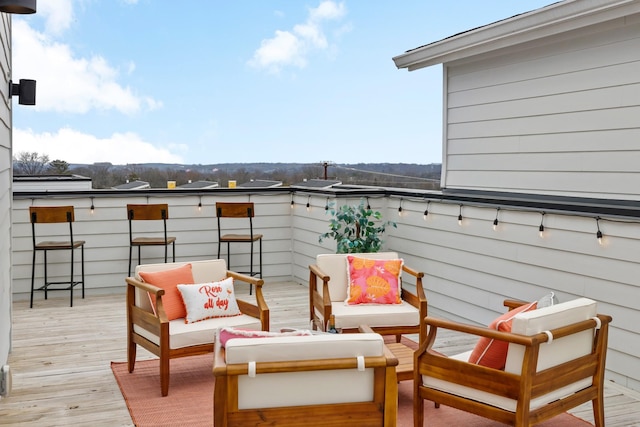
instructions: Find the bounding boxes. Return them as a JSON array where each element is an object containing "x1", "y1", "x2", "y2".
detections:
[{"x1": 12, "y1": 0, "x2": 554, "y2": 166}]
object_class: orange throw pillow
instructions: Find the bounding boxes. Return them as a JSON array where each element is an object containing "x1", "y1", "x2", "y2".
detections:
[
  {"x1": 468, "y1": 301, "x2": 537, "y2": 370},
  {"x1": 138, "y1": 263, "x2": 194, "y2": 321}
]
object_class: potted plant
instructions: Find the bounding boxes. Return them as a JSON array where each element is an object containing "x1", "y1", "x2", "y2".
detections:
[{"x1": 319, "y1": 198, "x2": 396, "y2": 253}]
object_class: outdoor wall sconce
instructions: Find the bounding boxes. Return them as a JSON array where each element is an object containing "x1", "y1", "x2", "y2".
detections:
[
  {"x1": 0, "y1": 0, "x2": 36, "y2": 14},
  {"x1": 10, "y1": 79, "x2": 36, "y2": 105}
]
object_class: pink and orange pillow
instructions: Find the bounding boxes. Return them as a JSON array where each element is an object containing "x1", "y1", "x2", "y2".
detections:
[
  {"x1": 346, "y1": 256, "x2": 403, "y2": 305},
  {"x1": 218, "y1": 327, "x2": 311, "y2": 348}
]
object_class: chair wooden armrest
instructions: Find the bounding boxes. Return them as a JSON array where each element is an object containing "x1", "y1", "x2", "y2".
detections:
[
  {"x1": 503, "y1": 298, "x2": 528, "y2": 311},
  {"x1": 213, "y1": 334, "x2": 398, "y2": 427},
  {"x1": 125, "y1": 259, "x2": 271, "y2": 396},
  {"x1": 309, "y1": 256, "x2": 428, "y2": 344},
  {"x1": 308, "y1": 263, "x2": 332, "y2": 329},
  {"x1": 227, "y1": 270, "x2": 269, "y2": 329},
  {"x1": 414, "y1": 302, "x2": 612, "y2": 427}
]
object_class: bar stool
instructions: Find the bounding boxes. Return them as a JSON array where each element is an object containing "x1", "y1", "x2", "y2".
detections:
[
  {"x1": 127, "y1": 203, "x2": 176, "y2": 276},
  {"x1": 216, "y1": 202, "x2": 263, "y2": 294},
  {"x1": 29, "y1": 205, "x2": 85, "y2": 308}
]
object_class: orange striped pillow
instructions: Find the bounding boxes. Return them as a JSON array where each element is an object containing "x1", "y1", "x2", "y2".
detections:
[{"x1": 468, "y1": 301, "x2": 537, "y2": 370}]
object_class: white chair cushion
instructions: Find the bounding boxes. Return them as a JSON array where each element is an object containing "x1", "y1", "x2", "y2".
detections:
[
  {"x1": 423, "y1": 298, "x2": 598, "y2": 412},
  {"x1": 225, "y1": 333, "x2": 384, "y2": 409},
  {"x1": 330, "y1": 300, "x2": 420, "y2": 330},
  {"x1": 132, "y1": 259, "x2": 261, "y2": 350},
  {"x1": 134, "y1": 314, "x2": 262, "y2": 349},
  {"x1": 316, "y1": 252, "x2": 399, "y2": 302}
]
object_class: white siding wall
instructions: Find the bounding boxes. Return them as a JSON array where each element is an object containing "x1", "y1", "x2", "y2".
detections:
[
  {"x1": 0, "y1": 14, "x2": 11, "y2": 388},
  {"x1": 11, "y1": 193, "x2": 294, "y2": 295},
  {"x1": 11, "y1": 191, "x2": 640, "y2": 392},
  {"x1": 443, "y1": 17, "x2": 640, "y2": 199}
]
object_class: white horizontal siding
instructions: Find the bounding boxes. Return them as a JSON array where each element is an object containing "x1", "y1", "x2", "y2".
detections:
[
  {"x1": 10, "y1": 192, "x2": 640, "y2": 392},
  {"x1": 443, "y1": 18, "x2": 640, "y2": 199},
  {"x1": 12, "y1": 193, "x2": 294, "y2": 295},
  {"x1": 382, "y1": 199, "x2": 639, "y2": 391}
]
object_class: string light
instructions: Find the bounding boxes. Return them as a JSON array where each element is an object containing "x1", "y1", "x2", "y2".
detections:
[
  {"x1": 493, "y1": 207, "x2": 500, "y2": 231},
  {"x1": 306, "y1": 195, "x2": 311, "y2": 212},
  {"x1": 398, "y1": 199, "x2": 403, "y2": 216},
  {"x1": 325, "y1": 197, "x2": 330, "y2": 212},
  {"x1": 366, "y1": 197, "x2": 371, "y2": 210},
  {"x1": 197, "y1": 195, "x2": 202, "y2": 212},
  {"x1": 596, "y1": 217, "x2": 603, "y2": 245},
  {"x1": 458, "y1": 204, "x2": 463, "y2": 226},
  {"x1": 290, "y1": 194, "x2": 294, "y2": 209},
  {"x1": 423, "y1": 201, "x2": 430, "y2": 220},
  {"x1": 539, "y1": 212, "x2": 545, "y2": 238},
  {"x1": 90, "y1": 197, "x2": 95, "y2": 214}
]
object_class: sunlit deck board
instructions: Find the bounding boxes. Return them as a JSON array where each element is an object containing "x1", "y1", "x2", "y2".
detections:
[{"x1": 2, "y1": 282, "x2": 639, "y2": 426}]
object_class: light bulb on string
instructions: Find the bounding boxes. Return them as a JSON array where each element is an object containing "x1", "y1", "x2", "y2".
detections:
[
  {"x1": 458, "y1": 204, "x2": 463, "y2": 226},
  {"x1": 596, "y1": 217, "x2": 604, "y2": 245},
  {"x1": 306, "y1": 196, "x2": 311, "y2": 212},
  {"x1": 539, "y1": 212, "x2": 545, "y2": 238},
  {"x1": 423, "y1": 201, "x2": 430, "y2": 221},
  {"x1": 493, "y1": 207, "x2": 500, "y2": 231},
  {"x1": 197, "y1": 195, "x2": 202, "y2": 212},
  {"x1": 90, "y1": 197, "x2": 95, "y2": 214},
  {"x1": 290, "y1": 194, "x2": 294, "y2": 209},
  {"x1": 398, "y1": 199, "x2": 403, "y2": 216},
  {"x1": 366, "y1": 197, "x2": 371, "y2": 210}
]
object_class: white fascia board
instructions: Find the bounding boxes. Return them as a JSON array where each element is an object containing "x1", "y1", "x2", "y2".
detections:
[{"x1": 393, "y1": 0, "x2": 640, "y2": 71}]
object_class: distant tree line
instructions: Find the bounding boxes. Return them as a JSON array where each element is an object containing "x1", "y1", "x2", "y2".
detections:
[{"x1": 12, "y1": 151, "x2": 441, "y2": 190}]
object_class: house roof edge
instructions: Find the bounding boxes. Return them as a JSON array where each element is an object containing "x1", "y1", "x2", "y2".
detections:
[{"x1": 393, "y1": 0, "x2": 640, "y2": 71}]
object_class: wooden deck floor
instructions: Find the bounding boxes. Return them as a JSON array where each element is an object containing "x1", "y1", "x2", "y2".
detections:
[{"x1": 2, "y1": 282, "x2": 640, "y2": 426}]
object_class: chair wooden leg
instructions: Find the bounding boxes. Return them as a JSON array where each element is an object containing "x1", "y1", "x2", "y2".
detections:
[
  {"x1": 160, "y1": 355, "x2": 170, "y2": 397},
  {"x1": 414, "y1": 391, "x2": 424, "y2": 427},
  {"x1": 593, "y1": 396, "x2": 605, "y2": 427},
  {"x1": 127, "y1": 341, "x2": 137, "y2": 373}
]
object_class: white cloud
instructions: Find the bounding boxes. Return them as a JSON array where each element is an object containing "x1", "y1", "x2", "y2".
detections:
[
  {"x1": 14, "y1": 128, "x2": 185, "y2": 164},
  {"x1": 248, "y1": 0, "x2": 347, "y2": 73},
  {"x1": 12, "y1": 20, "x2": 161, "y2": 115},
  {"x1": 38, "y1": 0, "x2": 74, "y2": 36}
]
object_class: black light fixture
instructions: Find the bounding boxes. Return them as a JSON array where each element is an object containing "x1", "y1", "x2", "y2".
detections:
[
  {"x1": 539, "y1": 212, "x2": 546, "y2": 238},
  {"x1": 10, "y1": 79, "x2": 36, "y2": 105},
  {"x1": 458, "y1": 204, "x2": 463, "y2": 225},
  {"x1": 493, "y1": 207, "x2": 500, "y2": 231},
  {"x1": 0, "y1": 0, "x2": 36, "y2": 14},
  {"x1": 596, "y1": 217, "x2": 603, "y2": 245}
]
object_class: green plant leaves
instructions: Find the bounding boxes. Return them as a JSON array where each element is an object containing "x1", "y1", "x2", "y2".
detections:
[{"x1": 318, "y1": 198, "x2": 396, "y2": 254}]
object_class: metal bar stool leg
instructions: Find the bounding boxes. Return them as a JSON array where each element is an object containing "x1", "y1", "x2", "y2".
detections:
[
  {"x1": 70, "y1": 245, "x2": 74, "y2": 307},
  {"x1": 30, "y1": 249, "x2": 36, "y2": 308},
  {"x1": 128, "y1": 245, "x2": 133, "y2": 277},
  {"x1": 43, "y1": 250, "x2": 48, "y2": 300},
  {"x1": 81, "y1": 245, "x2": 85, "y2": 299}
]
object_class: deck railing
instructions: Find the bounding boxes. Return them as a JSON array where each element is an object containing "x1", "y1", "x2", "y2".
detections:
[{"x1": 11, "y1": 186, "x2": 640, "y2": 393}]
